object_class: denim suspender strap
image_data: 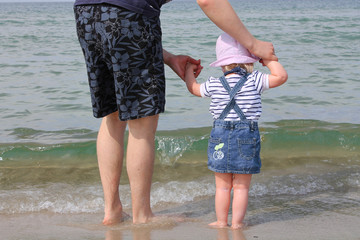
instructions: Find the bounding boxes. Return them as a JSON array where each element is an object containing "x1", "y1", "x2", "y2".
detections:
[{"x1": 218, "y1": 75, "x2": 248, "y2": 120}]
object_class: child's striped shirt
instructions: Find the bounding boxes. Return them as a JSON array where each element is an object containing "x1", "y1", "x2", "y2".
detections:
[{"x1": 200, "y1": 70, "x2": 269, "y2": 121}]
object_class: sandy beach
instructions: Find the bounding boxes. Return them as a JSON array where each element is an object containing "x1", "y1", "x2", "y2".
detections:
[{"x1": 1, "y1": 203, "x2": 359, "y2": 240}]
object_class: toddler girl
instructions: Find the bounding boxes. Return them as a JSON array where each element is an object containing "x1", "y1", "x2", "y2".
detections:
[{"x1": 184, "y1": 33, "x2": 287, "y2": 229}]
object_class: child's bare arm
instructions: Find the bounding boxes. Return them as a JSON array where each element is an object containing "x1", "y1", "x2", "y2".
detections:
[
  {"x1": 184, "y1": 62, "x2": 202, "y2": 97},
  {"x1": 262, "y1": 59, "x2": 288, "y2": 88}
]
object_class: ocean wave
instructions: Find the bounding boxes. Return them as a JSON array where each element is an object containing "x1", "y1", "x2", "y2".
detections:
[
  {"x1": 1, "y1": 120, "x2": 358, "y2": 162},
  {"x1": 0, "y1": 120, "x2": 359, "y2": 214},
  {"x1": 0, "y1": 179, "x2": 215, "y2": 214},
  {"x1": 1, "y1": 169, "x2": 358, "y2": 214}
]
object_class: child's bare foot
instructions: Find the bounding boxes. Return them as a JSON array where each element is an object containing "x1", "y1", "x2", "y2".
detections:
[
  {"x1": 209, "y1": 221, "x2": 229, "y2": 228},
  {"x1": 231, "y1": 223, "x2": 245, "y2": 229}
]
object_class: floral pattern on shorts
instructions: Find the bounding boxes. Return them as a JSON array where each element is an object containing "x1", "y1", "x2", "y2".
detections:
[{"x1": 74, "y1": 4, "x2": 165, "y2": 120}]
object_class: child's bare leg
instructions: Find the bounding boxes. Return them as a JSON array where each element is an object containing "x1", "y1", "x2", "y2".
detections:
[
  {"x1": 231, "y1": 174, "x2": 252, "y2": 229},
  {"x1": 209, "y1": 172, "x2": 233, "y2": 228}
]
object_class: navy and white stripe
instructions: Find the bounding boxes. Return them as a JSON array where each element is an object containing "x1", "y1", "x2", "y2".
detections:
[{"x1": 200, "y1": 70, "x2": 269, "y2": 121}]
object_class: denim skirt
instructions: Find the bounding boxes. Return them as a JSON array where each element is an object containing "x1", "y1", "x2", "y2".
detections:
[{"x1": 207, "y1": 120, "x2": 261, "y2": 174}]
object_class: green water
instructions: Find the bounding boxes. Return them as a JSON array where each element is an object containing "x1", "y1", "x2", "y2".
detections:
[{"x1": 1, "y1": 120, "x2": 358, "y2": 188}]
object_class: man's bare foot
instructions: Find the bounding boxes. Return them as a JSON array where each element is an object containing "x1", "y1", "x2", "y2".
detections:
[
  {"x1": 132, "y1": 211, "x2": 154, "y2": 224},
  {"x1": 132, "y1": 213, "x2": 186, "y2": 226},
  {"x1": 150, "y1": 214, "x2": 186, "y2": 223},
  {"x1": 103, "y1": 210, "x2": 130, "y2": 225},
  {"x1": 209, "y1": 221, "x2": 229, "y2": 228}
]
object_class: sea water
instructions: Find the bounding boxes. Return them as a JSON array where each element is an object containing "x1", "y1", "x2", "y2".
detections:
[{"x1": 0, "y1": 0, "x2": 359, "y2": 224}]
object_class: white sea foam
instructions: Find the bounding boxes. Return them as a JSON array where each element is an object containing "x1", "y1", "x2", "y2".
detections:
[{"x1": 0, "y1": 180, "x2": 215, "y2": 214}]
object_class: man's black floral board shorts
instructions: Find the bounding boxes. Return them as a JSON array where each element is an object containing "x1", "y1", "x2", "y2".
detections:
[{"x1": 74, "y1": 4, "x2": 165, "y2": 121}]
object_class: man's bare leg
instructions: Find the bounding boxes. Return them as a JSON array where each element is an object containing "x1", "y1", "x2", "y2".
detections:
[
  {"x1": 126, "y1": 114, "x2": 159, "y2": 223},
  {"x1": 97, "y1": 112, "x2": 127, "y2": 225}
]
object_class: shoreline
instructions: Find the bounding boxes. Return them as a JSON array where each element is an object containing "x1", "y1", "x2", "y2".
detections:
[{"x1": 1, "y1": 207, "x2": 359, "y2": 240}]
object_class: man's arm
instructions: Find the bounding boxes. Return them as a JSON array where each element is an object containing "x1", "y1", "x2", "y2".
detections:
[
  {"x1": 197, "y1": 0, "x2": 278, "y2": 61},
  {"x1": 163, "y1": 49, "x2": 202, "y2": 80}
]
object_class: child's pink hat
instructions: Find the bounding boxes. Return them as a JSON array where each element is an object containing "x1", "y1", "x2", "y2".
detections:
[{"x1": 210, "y1": 33, "x2": 260, "y2": 67}]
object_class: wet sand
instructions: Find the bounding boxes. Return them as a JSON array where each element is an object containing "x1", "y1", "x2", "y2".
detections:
[{"x1": 1, "y1": 207, "x2": 360, "y2": 240}]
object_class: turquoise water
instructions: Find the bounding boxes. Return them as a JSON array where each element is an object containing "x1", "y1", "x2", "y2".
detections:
[{"x1": 0, "y1": 0, "x2": 359, "y2": 222}]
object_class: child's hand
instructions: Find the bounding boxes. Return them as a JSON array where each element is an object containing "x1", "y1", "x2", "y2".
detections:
[
  {"x1": 185, "y1": 62, "x2": 196, "y2": 70},
  {"x1": 184, "y1": 62, "x2": 202, "y2": 97},
  {"x1": 186, "y1": 62, "x2": 202, "y2": 78},
  {"x1": 262, "y1": 59, "x2": 288, "y2": 88},
  {"x1": 185, "y1": 62, "x2": 200, "y2": 79},
  {"x1": 260, "y1": 58, "x2": 271, "y2": 66}
]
